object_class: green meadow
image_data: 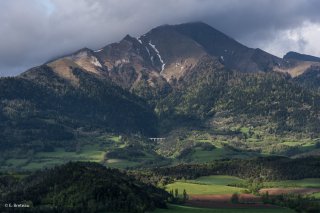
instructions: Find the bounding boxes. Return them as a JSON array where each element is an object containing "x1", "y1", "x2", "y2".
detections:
[
  {"x1": 166, "y1": 181, "x2": 243, "y2": 195},
  {"x1": 190, "y1": 175, "x2": 245, "y2": 186}
]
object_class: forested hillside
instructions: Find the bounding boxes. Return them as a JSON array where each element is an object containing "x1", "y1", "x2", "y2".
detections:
[
  {"x1": 157, "y1": 56, "x2": 320, "y2": 134},
  {"x1": 0, "y1": 65, "x2": 157, "y2": 151},
  {"x1": 0, "y1": 162, "x2": 169, "y2": 213},
  {"x1": 153, "y1": 156, "x2": 320, "y2": 180}
]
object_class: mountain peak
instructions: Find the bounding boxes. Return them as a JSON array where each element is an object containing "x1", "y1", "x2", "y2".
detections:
[
  {"x1": 175, "y1": 21, "x2": 212, "y2": 28},
  {"x1": 122, "y1": 34, "x2": 136, "y2": 42},
  {"x1": 166, "y1": 22, "x2": 282, "y2": 72},
  {"x1": 75, "y1": 47, "x2": 92, "y2": 53}
]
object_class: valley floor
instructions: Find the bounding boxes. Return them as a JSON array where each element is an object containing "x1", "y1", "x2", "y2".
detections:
[
  {"x1": 164, "y1": 175, "x2": 320, "y2": 212},
  {"x1": 152, "y1": 204, "x2": 295, "y2": 213}
]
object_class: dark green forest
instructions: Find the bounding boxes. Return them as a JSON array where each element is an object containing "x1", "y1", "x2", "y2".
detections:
[
  {"x1": 0, "y1": 162, "x2": 169, "y2": 213},
  {"x1": 152, "y1": 156, "x2": 320, "y2": 181},
  {"x1": 157, "y1": 57, "x2": 320, "y2": 134},
  {"x1": 0, "y1": 66, "x2": 157, "y2": 151}
]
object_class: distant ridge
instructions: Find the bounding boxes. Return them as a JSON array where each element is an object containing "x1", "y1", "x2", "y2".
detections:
[{"x1": 284, "y1": 51, "x2": 320, "y2": 62}]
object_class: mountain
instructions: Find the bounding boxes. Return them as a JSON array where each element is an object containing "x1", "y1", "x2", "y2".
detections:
[
  {"x1": 2, "y1": 20, "x2": 320, "y2": 213},
  {"x1": 135, "y1": 22, "x2": 287, "y2": 83},
  {"x1": 36, "y1": 23, "x2": 287, "y2": 95},
  {"x1": 32, "y1": 22, "x2": 320, "y2": 96},
  {"x1": 1, "y1": 21, "x2": 320, "y2": 156},
  {"x1": 168, "y1": 22, "x2": 286, "y2": 72}
]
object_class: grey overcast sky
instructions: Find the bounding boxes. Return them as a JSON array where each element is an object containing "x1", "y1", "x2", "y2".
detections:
[{"x1": 1, "y1": 0, "x2": 320, "y2": 76}]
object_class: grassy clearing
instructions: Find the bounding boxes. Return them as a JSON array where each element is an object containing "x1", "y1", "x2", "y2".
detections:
[
  {"x1": 1, "y1": 134, "x2": 156, "y2": 171},
  {"x1": 190, "y1": 147, "x2": 260, "y2": 163},
  {"x1": 151, "y1": 204, "x2": 294, "y2": 213},
  {"x1": 312, "y1": 192, "x2": 320, "y2": 199},
  {"x1": 166, "y1": 181, "x2": 243, "y2": 195},
  {"x1": 191, "y1": 175, "x2": 245, "y2": 186},
  {"x1": 190, "y1": 148, "x2": 227, "y2": 162},
  {"x1": 35, "y1": 145, "x2": 105, "y2": 162},
  {"x1": 263, "y1": 179, "x2": 320, "y2": 188},
  {"x1": 109, "y1": 135, "x2": 121, "y2": 143},
  {"x1": 104, "y1": 159, "x2": 141, "y2": 169},
  {"x1": 5, "y1": 159, "x2": 28, "y2": 167},
  {"x1": 160, "y1": 123, "x2": 318, "y2": 160},
  {"x1": 167, "y1": 176, "x2": 320, "y2": 199},
  {"x1": 22, "y1": 160, "x2": 64, "y2": 170},
  {"x1": 2, "y1": 143, "x2": 107, "y2": 171},
  {"x1": 1, "y1": 136, "x2": 159, "y2": 171}
]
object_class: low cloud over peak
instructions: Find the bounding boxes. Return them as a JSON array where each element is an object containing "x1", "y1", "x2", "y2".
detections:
[{"x1": 1, "y1": 0, "x2": 320, "y2": 76}]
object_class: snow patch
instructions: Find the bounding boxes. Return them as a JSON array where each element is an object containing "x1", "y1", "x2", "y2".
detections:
[
  {"x1": 137, "y1": 37, "x2": 143, "y2": 44},
  {"x1": 220, "y1": 56, "x2": 224, "y2": 61},
  {"x1": 145, "y1": 46, "x2": 150, "y2": 56},
  {"x1": 94, "y1": 49, "x2": 103, "y2": 52},
  {"x1": 115, "y1": 58, "x2": 130, "y2": 66},
  {"x1": 91, "y1": 56, "x2": 102, "y2": 67},
  {"x1": 75, "y1": 51, "x2": 88, "y2": 58},
  {"x1": 149, "y1": 41, "x2": 165, "y2": 71},
  {"x1": 137, "y1": 37, "x2": 151, "y2": 57}
]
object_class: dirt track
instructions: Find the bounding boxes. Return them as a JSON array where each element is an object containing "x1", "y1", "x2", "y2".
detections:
[
  {"x1": 189, "y1": 194, "x2": 260, "y2": 203},
  {"x1": 259, "y1": 187, "x2": 320, "y2": 195},
  {"x1": 186, "y1": 187, "x2": 320, "y2": 208},
  {"x1": 187, "y1": 194, "x2": 278, "y2": 208}
]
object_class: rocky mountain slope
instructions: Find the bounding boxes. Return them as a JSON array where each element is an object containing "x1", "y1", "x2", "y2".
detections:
[
  {"x1": 39, "y1": 22, "x2": 320, "y2": 96},
  {"x1": 1, "y1": 21, "x2": 320, "y2": 151}
]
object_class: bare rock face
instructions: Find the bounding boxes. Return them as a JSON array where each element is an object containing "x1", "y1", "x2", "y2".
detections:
[{"x1": 65, "y1": 48, "x2": 104, "y2": 75}]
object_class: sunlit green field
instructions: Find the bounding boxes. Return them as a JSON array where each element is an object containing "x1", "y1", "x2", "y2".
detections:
[
  {"x1": 164, "y1": 127, "x2": 318, "y2": 160},
  {"x1": 185, "y1": 175, "x2": 320, "y2": 189},
  {"x1": 190, "y1": 175, "x2": 244, "y2": 186},
  {"x1": 0, "y1": 134, "x2": 148, "y2": 171},
  {"x1": 151, "y1": 205, "x2": 295, "y2": 213},
  {"x1": 165, "y1": 175, "x2": 245, "y2": 196},
  {"x1": 166, "y1": 175, "x2": 320, "y2": 197},
  {"x1": 166, "y1": 181, "x2": 243, "y2": 195},
  {"x1": 312, "y1": 192, "x2": 320, "y2": 199},
  {"x1": 2, "y1": 144, "x2": 105, "y2": 171},
  {"x1": 104, "y1": 159, "x2": 141, "y2": 169},
  {"x1": 0, "y1": 132, "x2": 166, "y2": 171}
]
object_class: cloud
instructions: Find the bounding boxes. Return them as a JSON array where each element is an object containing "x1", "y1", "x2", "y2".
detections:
[
  {"x1": 260, "y1": 22, "x2": 320, "y2": 57},
  {"x1": 1, "y1": 0, "x2": 320, "y2": 76}
]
